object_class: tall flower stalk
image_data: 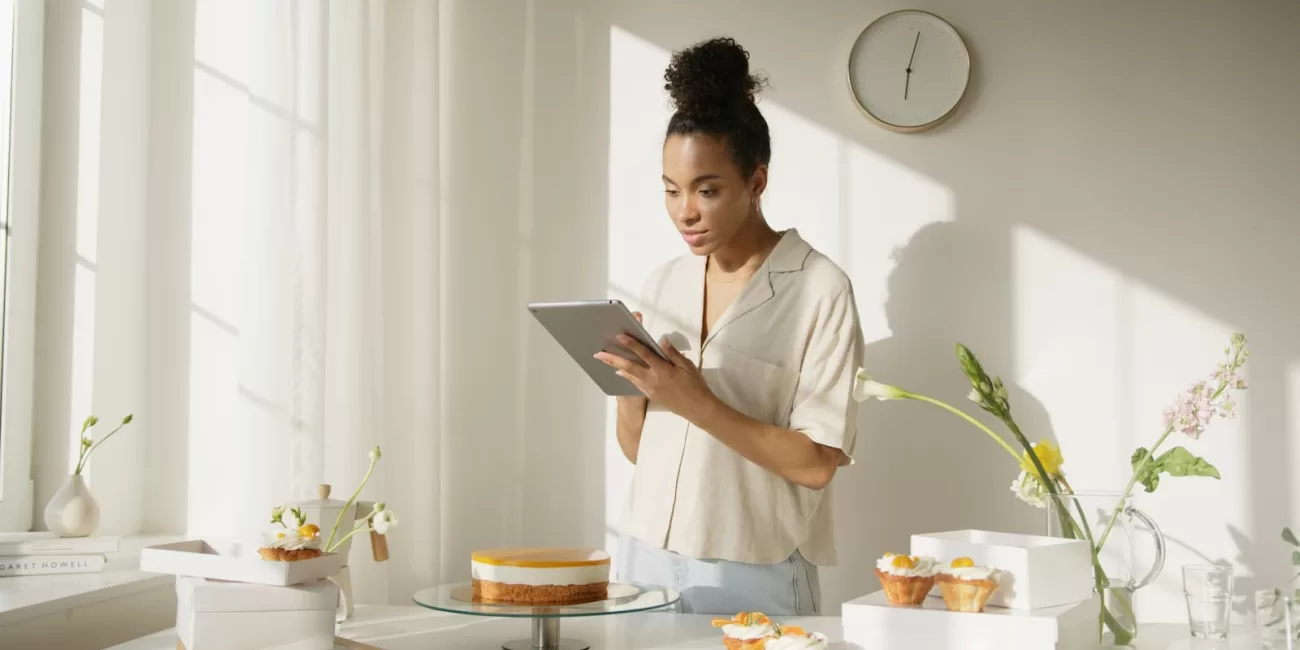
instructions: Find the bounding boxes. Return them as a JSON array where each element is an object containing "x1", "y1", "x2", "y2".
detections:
[
  {"x1": 853, "y1": 333, "x2": 1248, "y2": 645},
  {"x1": 73, "y1": 414, "x2": 135, "y2": 475}
]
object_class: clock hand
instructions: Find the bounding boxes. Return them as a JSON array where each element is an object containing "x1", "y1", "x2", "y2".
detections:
[{"x1": 905, "y1": 31, "x2": 919, "y2": 100}]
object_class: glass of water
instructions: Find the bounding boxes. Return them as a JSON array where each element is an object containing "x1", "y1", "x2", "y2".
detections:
[
  {"x1": 1256, "y1": 589, "x2": 1299, "y2": 649},
  {"x1": 1184, "y1": 564, "x2": 1234, "y2": 639}
]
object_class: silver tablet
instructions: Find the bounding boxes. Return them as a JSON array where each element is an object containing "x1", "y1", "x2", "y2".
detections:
[{"x1": 527, "y1": 299, "x2": 669, "y2": 396}]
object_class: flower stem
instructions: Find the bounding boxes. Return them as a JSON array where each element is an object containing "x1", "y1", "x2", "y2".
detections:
[
  {"x1": 324, "y1": 457, "x2": 377, "y2": 551},
  {"x1": 1095, "y1": 427, "x2": 1173, "y2": 552},
  {"x1": 74, "y1": 420, "x2": 131, "y2": 475},
  {"x1": 908, "y1": 394, "x2": 1023, "y2": 463},
  {"x1": 326, "y1": 516, "x2": 373, "y2": 554}
]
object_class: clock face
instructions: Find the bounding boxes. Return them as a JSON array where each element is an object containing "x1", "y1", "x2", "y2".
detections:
[{"x1": 848, "y1": 11, "x2": 970, "y2": 131}]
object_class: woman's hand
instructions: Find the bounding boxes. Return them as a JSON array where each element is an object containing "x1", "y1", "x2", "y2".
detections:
[
  {"x1": 595, "y1": 332, "x2": 716, "y2": 424},
  {"x1": 615, "y1": 313, "x2": 650, "y2": 412}
]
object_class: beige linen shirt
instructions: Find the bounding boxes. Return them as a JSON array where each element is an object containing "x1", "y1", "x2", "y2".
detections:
[{"x1": 619, "y1": 229, "x2": 863, "y2": 567}]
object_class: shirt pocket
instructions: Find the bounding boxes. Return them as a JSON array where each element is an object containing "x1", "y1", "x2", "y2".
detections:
[{"x1": 704, "y1": 343, "x2": 801, "y2": 427}]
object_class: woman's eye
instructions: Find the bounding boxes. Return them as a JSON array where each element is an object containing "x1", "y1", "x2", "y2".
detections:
[
  {"x1": 699, "y1": 188, "x2": 718, "y2": 197},
  {"x1": 664, "y1": 189, "x2": 680, "y2": 197}
]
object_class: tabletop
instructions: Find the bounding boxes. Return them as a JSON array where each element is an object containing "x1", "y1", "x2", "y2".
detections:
[{"x1": 109, "y1": 605, "x2": 1268, "y2": 650}]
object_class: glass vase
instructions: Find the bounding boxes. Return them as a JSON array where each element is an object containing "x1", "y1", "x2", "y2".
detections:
[{"x1": 1046, "y1": 491, "x2": 1166, "y2": 647}]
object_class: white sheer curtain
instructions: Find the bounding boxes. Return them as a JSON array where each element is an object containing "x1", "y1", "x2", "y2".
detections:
[{"x1": 32, "y1": 0, "x2": 609, "y2": 605}]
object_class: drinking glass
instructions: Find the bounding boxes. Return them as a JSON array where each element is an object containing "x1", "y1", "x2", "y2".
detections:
[
  {"x1": 1256, "y1": 588, "x2": 1300, "y2": 649},
  {"x1": 1183, "y1": 564, "x2": 1233, "y2": 639}
]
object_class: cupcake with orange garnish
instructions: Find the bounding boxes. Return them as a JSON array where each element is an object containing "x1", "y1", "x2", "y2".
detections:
[
  {"x1": 711, "y1": 612, "x2": 777, "y2": 650},
  {"x1": 763, "y1": 625, "x2": 829, "y2": 650},
  {"x1": 874, "y1": 552, "x2": 939, "y2": 606},
  {"x1": 259, "y1": 506, "x2": 324, "y2": 561},
  {"x1": 935, "y1": 556, "x2": 1001, "y2": 612}
]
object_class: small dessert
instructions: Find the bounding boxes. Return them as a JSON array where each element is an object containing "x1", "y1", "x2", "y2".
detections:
[
  {"x1": 936, "y1": 556, "x2": 1001, "y2": 613},
  {"x1": 471, "y1": 548, "x2": 610, "y2": 605},
  {"x1": 763, "y1": 625, "x2": 829, "y2": 650},
  {"x1": 711, "y1": 612, "x2": 776, "y2": 650},
  {"x1": 258, "y1": 523, "x2": 323, "y2": 561},
  {"x1": 875, "y1": 552, "x2": 939, "y2": 606}
]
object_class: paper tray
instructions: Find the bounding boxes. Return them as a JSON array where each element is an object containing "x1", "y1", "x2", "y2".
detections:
[{"x1": 141, "y1": 539, "x2": 345, "y2": 586}]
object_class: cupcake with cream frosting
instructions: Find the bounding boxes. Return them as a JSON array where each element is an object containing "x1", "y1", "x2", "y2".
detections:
[
  {"x1": 875, "y1": 552, "x2": 939, "y2": 606},
  {"x1": 936, "y1": 557, "x2": 1001, "y2": 612},
  {"x1": 258, "y1": 523, "x2": 323, "y2": 561},
  {"x1": 711, "y1": 612, "x2": 776, "y2": 650}
]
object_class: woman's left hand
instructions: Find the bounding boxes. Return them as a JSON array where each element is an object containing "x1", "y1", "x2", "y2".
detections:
[{"x1": 595, "y1": 335, "x2": 716, "y2": 422}]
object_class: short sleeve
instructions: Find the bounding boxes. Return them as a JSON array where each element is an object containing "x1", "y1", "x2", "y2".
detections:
[{"x1": 787, "y1": 287, "x2": 864, "y2": 466}]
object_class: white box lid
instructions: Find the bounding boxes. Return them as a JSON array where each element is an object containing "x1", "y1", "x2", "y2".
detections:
[
  {"x1": 178, "y1": 575, "x2": 340, "y2": 613},
  {"x1": 842, "y1": 590, "x2": 1099, "y2": 646},
  {"x1": 141, "y1": 539, "x2": 345, "y2": 586}
]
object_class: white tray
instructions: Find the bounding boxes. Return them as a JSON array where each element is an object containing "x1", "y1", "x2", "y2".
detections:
[
  {"x1": 842, "y1": 589, "x2": 1101, "y2": 650},
  {"x1": 140, "y1": 539, "x2": 345, "y2": 586}
]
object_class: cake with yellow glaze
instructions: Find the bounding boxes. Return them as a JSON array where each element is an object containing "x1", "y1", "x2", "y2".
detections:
[{"x1": 471, "y1": 548, "x2": 610, "y2": 605}]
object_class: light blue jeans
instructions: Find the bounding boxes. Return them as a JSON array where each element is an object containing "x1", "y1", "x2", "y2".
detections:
[{"x1": 615, "y1": 534, "x2": 821, "y2": 616}]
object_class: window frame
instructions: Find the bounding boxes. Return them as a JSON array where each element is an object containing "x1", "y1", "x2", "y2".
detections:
[{"x1": 0, "y1": 0, "x2": 45, "y2": 531}]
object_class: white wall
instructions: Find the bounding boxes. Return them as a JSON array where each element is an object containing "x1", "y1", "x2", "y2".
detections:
[
  {"x1": 21, "y1": 0, "x2": 1299, "y2": 623},
  {"x1": 598, "y1": 0, "x2": 1300, "y2": 623}
]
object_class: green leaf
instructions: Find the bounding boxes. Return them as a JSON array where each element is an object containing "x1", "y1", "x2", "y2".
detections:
[
  {"x1": 1292, "y1": 550, "x2": 1300, "y2": 567},
  {"x1": 1130, "y1": 446, "x2": 1218, "y2": 493},
  {"x1": 1131, "y1": 447, "x2": 1159, "y2": 492},
  {"x1": 1283, "y1": 527, "x2": 1300, "y2": 547},
  {"x1": 1157, "y1": 447, "x2": 1221, "y2": 480}
]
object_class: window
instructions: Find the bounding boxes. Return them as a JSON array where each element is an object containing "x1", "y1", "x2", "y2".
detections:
[{"x1": 0, "y1": 0, "x2": 43, "y2": 531}]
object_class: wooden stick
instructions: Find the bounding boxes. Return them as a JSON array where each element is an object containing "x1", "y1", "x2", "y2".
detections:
[{"x1": 370, "y1": 530, "x2": 389, "y2": 562}]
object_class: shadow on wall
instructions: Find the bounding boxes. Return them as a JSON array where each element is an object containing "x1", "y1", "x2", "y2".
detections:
[{"x1": 825, "y1": 221, "x2": 1055, "y2": 604}]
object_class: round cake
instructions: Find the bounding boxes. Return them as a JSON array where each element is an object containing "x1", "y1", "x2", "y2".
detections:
[{"x1": 471, "y1": 547, "x2": 610, "y2": 605}]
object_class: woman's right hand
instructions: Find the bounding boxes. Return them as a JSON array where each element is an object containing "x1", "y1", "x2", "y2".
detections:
[{"x1": 617, "y1": 312, "x2": 651, "y2": 407}]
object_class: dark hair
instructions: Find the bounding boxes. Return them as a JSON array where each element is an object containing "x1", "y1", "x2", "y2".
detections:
[{"x1": 664, "y1": 37, "x2": 771, "y2": 179}]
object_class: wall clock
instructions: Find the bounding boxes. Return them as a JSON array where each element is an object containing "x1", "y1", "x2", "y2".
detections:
[{"x1": 847, "y1": 10, "x2": 971, "y2": 133}]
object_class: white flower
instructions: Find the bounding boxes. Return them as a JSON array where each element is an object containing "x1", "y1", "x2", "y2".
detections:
[
  {"x1": 967, "y1": 389, "x2": 982, "y2": 404},
  {"x1": 372, "y1": 505, "x2": 398, "y2": 535},
  {"x1": 369, "y1": 446, "x2": 382, "y2": 461},
  {"x1": 1010, "y1": 471, "x2": 1047, "y2": 509},
  {"x1": 853, "y1": 369, "x2": 906, "y2": 401}
]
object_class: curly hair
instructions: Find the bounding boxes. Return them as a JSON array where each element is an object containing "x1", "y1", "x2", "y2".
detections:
[{"x1": 663, "y1": 37, "x2": 771, "y2": 178}]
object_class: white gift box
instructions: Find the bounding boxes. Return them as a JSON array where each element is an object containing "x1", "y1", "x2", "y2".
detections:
[
  {"x1": 176, "y1": 576, "x2": 339, "y2": 650},
  {"x1": 910, "y1": 529, "x2": 1094, "y2": 610},
  {"x1": 141, "y1": 539, "x2": 345, "y2": 586},
  {"x1": 841, "y1": 590, "x2": 1101, "y2": 650}
]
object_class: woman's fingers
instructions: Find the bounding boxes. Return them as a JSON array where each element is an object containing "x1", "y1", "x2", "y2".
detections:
[{"x1": 616, "y1": 334, "x2": 665, "y2": 369}]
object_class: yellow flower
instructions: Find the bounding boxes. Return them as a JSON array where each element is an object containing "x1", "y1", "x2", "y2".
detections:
[{"x1": 1020, "y1": 439, "x2": 1065, "y2": 479}]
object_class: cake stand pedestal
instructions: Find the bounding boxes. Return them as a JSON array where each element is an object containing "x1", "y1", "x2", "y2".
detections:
[{"x1": 412, "y1": 582, "x2": 679, "y2": 650}]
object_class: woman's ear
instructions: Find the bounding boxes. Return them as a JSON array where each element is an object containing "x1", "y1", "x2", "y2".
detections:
[{"x1": 748, "y1": 165, "x2": 768, "y2": 205}]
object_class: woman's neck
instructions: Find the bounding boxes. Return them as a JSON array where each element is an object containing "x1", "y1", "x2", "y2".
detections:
[{"x1": 709, "y1": 212, "x2": 781, "y2": 274}]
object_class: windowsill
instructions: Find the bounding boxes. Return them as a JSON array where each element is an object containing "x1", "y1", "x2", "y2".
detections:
[{"x1": 0, "y1": 534, "x2": 184, "y2": 626}]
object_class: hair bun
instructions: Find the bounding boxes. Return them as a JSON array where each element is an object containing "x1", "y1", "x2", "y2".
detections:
[{"x1": 664, "y1": 37, "x2": 766, "y2": 120}]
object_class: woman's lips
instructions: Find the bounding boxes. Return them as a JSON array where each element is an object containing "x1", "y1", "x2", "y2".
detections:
[{"x1": 682, "y1": 230, "x2": 708, "y2": 246}]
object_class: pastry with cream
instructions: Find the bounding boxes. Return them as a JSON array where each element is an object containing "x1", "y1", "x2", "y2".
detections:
[
  {"x1": 874, "y1": 552, "x2": 939, "y2": 606},
  {"x1": 763, "y1": 625, "x2": 829, "y2": 650},
  {"x1": 471, "y1": 548, "x2": 610, "y2": 605},
  {"x1": 258, "y1": 523, "x2": 323, "y2": 561},
  {"x1": 711, "y1": 612, "x2": 776, "y2": 650},
  {"x1": 936, "y1": 556, "x2": 1001, "y2": 613}
]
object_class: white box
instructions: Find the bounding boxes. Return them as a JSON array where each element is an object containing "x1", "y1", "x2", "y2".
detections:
[
  {"x1": 176, "y1": 576, "x2": 339, "y2": 650},
  {"x1": 910, "y1": 529, "x2": 1094, "y2": 610},
  {"x1": 841, "y1": 590, "x2": 1101, "y2": 650},
  {"x1": 141, "y1": 539, "x2": 345, "y2": 586}
]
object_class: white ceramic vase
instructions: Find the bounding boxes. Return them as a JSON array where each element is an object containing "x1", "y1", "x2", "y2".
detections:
[{"x1": 43, "y1": 474, "x2": 100, "y2": 538}]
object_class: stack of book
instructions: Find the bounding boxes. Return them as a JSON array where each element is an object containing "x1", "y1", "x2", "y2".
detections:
[{"x1": 0, "y1": 532, "x2": 120, "y2": 577}]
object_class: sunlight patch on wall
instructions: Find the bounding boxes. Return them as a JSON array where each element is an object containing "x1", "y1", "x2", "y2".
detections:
[{"x1": 1013, "y1": 224, "x2": 1247, "y2": 623}]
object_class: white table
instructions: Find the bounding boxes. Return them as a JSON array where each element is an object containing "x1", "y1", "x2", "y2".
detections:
[{"x1": 109, "y1": 605, "x2": 1259, "y2": 649}]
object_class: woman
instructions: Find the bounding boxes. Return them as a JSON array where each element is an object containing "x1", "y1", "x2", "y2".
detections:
[{"x1": 594, "y1": 37, "x2": 864, "y2": 617}]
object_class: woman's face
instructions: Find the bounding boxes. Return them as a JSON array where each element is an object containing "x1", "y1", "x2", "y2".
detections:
[{"x1": 662, "y1": 133, "x2": 765, "y2": 256}]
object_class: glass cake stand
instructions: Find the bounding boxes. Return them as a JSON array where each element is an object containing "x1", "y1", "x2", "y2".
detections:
[{"x1": 412, "y1": 582, "x2": 679, "y2": 650}]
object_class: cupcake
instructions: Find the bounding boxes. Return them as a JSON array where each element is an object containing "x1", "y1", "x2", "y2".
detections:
[
  {"x1": 711, "y1": 612, "x2": 776, "y2": 650},
  {"x1": 258, "y1": 523, "x2": 324, "y2": 561},
  {"x1": 762, "y1": 626, "x2": 829, "y2": 650},
  {"x1": 875, "y1": 552, "x2": 938, "y2": 605},
  {"x1": 935, "y1": 557, "x2": 1001, "y2": 612}
]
